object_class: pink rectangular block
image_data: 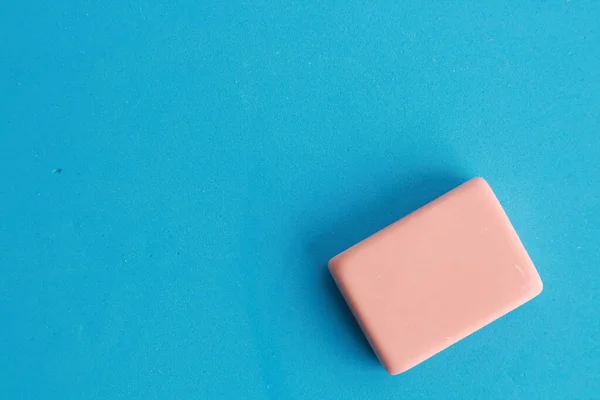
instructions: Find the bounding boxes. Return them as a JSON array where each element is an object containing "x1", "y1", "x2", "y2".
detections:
[{"x1": 329, "y1": 177, "x2": 543, "y2": 375}]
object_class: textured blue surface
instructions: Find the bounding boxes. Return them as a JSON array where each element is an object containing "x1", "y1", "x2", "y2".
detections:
[{"x1": 1, "y1": 1, "x2": 599, "y2": 399}]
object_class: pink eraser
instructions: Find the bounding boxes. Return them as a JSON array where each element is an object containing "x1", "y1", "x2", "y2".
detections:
[{"x1": 328, "y1": 177, "x2": 543, "y2": 375}]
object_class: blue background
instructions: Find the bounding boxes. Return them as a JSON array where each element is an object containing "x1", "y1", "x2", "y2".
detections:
[{"x1": 1, "y1": 1, "x2": 599, "y2": 399}]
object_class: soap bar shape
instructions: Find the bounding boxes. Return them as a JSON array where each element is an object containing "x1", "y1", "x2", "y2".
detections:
[{"x1": 328, "y1": 177, "x2": 543, "y2": 375}]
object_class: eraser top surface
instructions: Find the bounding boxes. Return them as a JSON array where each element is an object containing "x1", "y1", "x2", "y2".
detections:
[{"x1": 329, "y1": 178, "x2": 543, "y2": 375}]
